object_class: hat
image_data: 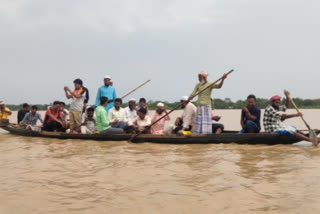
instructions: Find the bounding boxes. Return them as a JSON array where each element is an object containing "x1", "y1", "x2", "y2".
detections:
[
  {"x1": 270, "y1": 95, "x2": 281, "y2": 102},
  {"x1": 180, "y1": 96, "x2": 188, "y2": 101},
  {"x1": 104, "y1": 76, "x2": 111, "y2": 80},
  {"x1": 199, "y1": 70, "x2": 209, "y2": 78},
  {"x1": 157, "y1": 103, "x2": 164, "y2": 107},
  {"x1": 129, "y1": 98, "x2": 136, "y2": 102}
]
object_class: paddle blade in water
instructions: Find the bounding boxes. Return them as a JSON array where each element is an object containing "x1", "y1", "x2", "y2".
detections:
[{"x1": 309, "y1": 130, "x2": 318, "y2": 146}]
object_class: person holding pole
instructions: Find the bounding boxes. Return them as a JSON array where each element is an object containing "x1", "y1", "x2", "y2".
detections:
[{"x1": 189, "y1": 71, "x2": 228, "y2": 134}]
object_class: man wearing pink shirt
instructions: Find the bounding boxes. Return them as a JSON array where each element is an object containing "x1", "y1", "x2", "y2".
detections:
[{"x1": 151, "y1": 103, "x2": 170, "y2": 135}]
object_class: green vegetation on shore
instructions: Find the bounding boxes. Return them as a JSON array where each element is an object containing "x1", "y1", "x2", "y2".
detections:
[{"x1": 6, "y1": 97, "x2": 320, "y2": 111}]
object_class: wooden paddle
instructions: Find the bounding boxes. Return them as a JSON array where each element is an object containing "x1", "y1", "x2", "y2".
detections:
[
  {"x1": 285, "y1": 90, "x2": 318, "y2": 146},
  {"x1": 128, "y1": 69, "x2": 234, "y2": 142},
  {"x1": 121, "y1": 80, "x2": 151, "y2": 100}
]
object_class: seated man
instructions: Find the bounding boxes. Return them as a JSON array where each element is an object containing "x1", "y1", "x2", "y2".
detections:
[
  {"x1": 17, "y1": 103, "x2": 30, "y2": 124},
  {"x1": 212, "y1": 113, "x2": 224, "y2": 134},
  {"x1": 108, "y1": 98, "x2": 127, "y2": 129},
  {"x1": 128, "y1": 108, "x2": 151, "y2": 134},
  {"x1": 0, "y1": 101, "x2": 12, "y2": 125},
  {"x1": 151, "y1": 103, "x2": 170, "y2": 135},
  {"x1": 240, "y1": 94, "x2": 261, "y2": 133},
  {"x1": 96, "y1": 96, "x2": 123, "y2": 135},
  {"x1": 43, "y1": 101, "x2": 65, "y2": 132},
  {"x1": 124, "y1": 98, "x2": 137, "y2": 122},
  {"x1": 172, "y1": 96, "x2": 197, "y2": 134},
  {"x1": 81, "y1": 107, "x2": 97, "y2": 134},
  {"x1": 19, "y1": 105, "x2": 43, "y2": 132},
  {"x1": 263, "y1": 90, "x2": 319, "y2": 143}
]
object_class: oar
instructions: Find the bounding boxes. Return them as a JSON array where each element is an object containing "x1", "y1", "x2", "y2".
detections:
[
  {"x1": 286, "y1": 90, "x2": 318, "y2": 146},
  {"x1": 128, "y1": 69, "x2": 234, "y2": 142},
  {"x1": 121, "y1": 80, "x2": 151, "y2": 100}
]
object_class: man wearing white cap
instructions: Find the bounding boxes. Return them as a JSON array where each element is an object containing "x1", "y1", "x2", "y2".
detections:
[
  {"x1": 124, "y1": 98, "x2": 137, "y2": 122},
  {"x1": 171, "y1": 96, "x2": 197, "y2": 134},
  {"x1": 189, "y1": 71, "x2": 227, "y2": 134},
  {"x1": 151, "y1": 102, "x2": 170, "y2": 135},
  {"x1": 95, "y1": 76, "x2": 117, "y2": 112}
]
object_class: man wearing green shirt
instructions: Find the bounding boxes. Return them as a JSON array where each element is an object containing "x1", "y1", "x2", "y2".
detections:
[
  {"x1": 189, "y1": 71, "x2": 228, "y2": 134},
  {"x1": 96, "y1": 96, "x2": 123, "y2": 135}
]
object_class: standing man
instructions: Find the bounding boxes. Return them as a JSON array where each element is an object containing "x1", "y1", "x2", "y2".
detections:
[
  {"x1": 95, "y1": 76, "x2": 117, "y2": 112},
  {"x1": 17, "y1": 103, "x2": 29, "y2": 123},
  {"x1": 64, "y1": 79, "x2": 86, "y2": 134},
  {"x1": 189, "y1": 71, "x2": 227, "y2": 134},
  {"x1": 240, "y1": 94, "x2": 261, "y2": 133}
]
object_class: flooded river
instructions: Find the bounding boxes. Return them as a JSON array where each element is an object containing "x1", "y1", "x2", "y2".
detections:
[{"x1": 0, "y1": 110, "x2": 320, "y2": 213}]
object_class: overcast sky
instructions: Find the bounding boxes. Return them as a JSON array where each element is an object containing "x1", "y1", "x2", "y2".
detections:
[{"x1": 1, "y1": 0, "x2": 320, "y2": 105}]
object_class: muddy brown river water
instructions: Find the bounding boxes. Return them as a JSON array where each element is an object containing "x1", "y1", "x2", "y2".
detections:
[{"x1": 0, "y1": 110, "x2": 320, "y2": 213}]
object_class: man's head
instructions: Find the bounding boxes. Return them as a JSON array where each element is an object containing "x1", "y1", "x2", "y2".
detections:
[
  {"x1": 128, "y1": 98, "x2": 136, "y2": 109},
  {"x1": 60, "y1": 102, "x2": 66, "y2": 111},
  {"x1": 53, "y1": 101, "x2": 61, "y2": 110},
  {"x1": 104, "y1": 76, "x2": 111, "y2": 86},
  {"x1": 270, "y1": 95, "x2": 282, "y2": 108},
  {"x1": 137, "y1": 108, "x2": 147, "y2": 120},
  {"x1": 198, "y1": 70, "x2": 209, "y2": 83},
  {"x1": 139, "y1": 98, "x2": 146, "y2": 108},
  {"x1": 247, "y1": 95, "x2": 257, "y2": 109},
  {"x1": 156, "y1": 103, "x2": 165, "y2": 114},
  {"x1": 31, "y1": 105, "x2": 38, "y2": 114},
  {"x1": 114, "y1": 98, "x2": 122, "y2": 110},
  {"x1": 0, "y1": 101, "x2": 4, "y2": 109},
  {"x1": 73, "y1": 79, "x2": 83, "y2": 90},
  {"x1": 180, "y1": 96, "x2": 189, "y2": 109},
  {"x1": 22, "y1": 103, "x2": 29, "y2": 112},
  {"x1": 87, "y1": 107, "x2": 95, "y2": 118},
  {"x1": 100, "y1": 96, "x2": 109, "y2": 106}
]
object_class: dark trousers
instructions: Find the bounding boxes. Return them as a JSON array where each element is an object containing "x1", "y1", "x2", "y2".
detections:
[
  {"x1": 43, "y1": 121, "x2": 62, "y2": 132},
  {"x1": 212, "y1": 123, "x2": 224, "y2": 133},
  {"x1": 240, "y1": 121, "x2": 260, "y2": 133}
]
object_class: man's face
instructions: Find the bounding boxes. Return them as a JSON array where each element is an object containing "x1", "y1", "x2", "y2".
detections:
[
  {"x1": 180, "y1": 100, "x2": 187, "y2": 108},
  {"x1": 31, "y1": 108, "x2": 37, "y2": 114},
  {"x1": 53, "y1": 104, "x2": 60, "y2": 110},
  {"x1": 139, "y1": 101, "x2": 146, "y2": 108},
  {"x1": 198, "y1": 74, "x2": 203, "y2": 82},
  {"x1": 272, "y1": 99, "x2": 281, "y2": 107},
  {"x1": 87, "y1": 111, "x2": 94, "y2": 118},
  {"x1": 247, "y1": 98, "x2": 256, "y2": 108},
  {"x1": 74, "y1": 83, "x2": 81, "y2": 90},
  {"x1": 104, "y1": 78, "x2": 111, "y2": 86},
  {"x1": 23, "y1": 106, "x2": 29, "y2": 112},
  {"x1": 60, "y1": 104, "x2": 65, "y2": 111},
  {"x1": 114, "y1": 102, "x2": 121, "y2": 110},
  {"x1": 129, "y1": 101, "x2": 136, "y2": 107},
  {"x1": 0, "y1": 104, "x2": 4, "y2": 110},
  {"x1": 138, "y1": 112, "x2": 145, "y2": 120}
]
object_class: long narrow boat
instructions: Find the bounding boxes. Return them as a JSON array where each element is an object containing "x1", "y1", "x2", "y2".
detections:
[{"x1": 1, "y1": 124, "x2": 319, "y2": 145}]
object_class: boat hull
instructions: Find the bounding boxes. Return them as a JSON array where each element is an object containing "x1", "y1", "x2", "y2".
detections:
[{"x1": 1, "y1": 125, "x2": 318, "y2": 145}]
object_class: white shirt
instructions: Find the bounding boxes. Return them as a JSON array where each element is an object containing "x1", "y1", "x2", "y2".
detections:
[
  {"x1": 70, "y1": 90, "x2": 86, "y2": 112},
  {"x1": 124, "y1": 106, "x2": 137, "y2": 122},
  {"x1": 108, "y1": 107, "x2": 127, "y2": 122},
  {"x1": 128, "y1": 116, "x2": 151, "y2": 132},
  {"x1": 180, "y1": 102, "x2": 197, "y2": 129}
]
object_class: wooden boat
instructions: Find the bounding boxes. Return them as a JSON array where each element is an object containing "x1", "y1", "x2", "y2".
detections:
[{"x1": 1, "y1": 124, "x2": 319, "y2": 145}]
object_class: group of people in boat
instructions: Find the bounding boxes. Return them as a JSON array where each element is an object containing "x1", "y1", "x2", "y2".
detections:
[{"x1": 0, "y1": 71, "x2": 317, "y2": 143}]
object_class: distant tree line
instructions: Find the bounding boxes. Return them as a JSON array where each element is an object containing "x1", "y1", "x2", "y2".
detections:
[{"x1": 6, "y1": 97, "x2": 320, "y2": 111}]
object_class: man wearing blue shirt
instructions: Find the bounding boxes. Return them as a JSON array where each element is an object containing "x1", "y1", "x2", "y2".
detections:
[
  {"x1": 240, "y1": 94, "x2": 261, "y2": 133},
  {"x1": 95, "y1": 76, "x2": 117, "y2": 112}
]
